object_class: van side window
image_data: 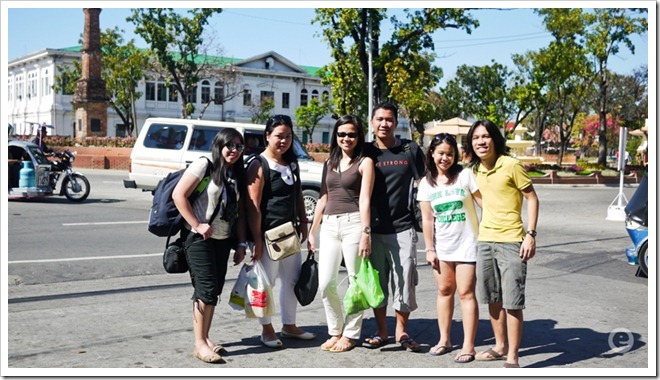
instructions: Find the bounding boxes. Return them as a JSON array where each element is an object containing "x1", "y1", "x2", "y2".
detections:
[
  {"x1": 143, "y1": 124, "x2": 187, "y2": 150},
  {"x1": 188, "y1": 127, "x2": 215, "y2": 152},
  {"x1": 244, "y1": 132, "x2": 264, "y2": 156}
]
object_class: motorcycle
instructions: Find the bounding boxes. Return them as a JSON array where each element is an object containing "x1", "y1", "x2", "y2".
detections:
[{"x1": 8, "y1": 139, "x2": 91, "y2": 202}]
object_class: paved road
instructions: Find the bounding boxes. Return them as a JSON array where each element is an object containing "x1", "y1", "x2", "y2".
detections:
[{"x1": 4, "y1": 169, "x2": 653, "y2": 375}]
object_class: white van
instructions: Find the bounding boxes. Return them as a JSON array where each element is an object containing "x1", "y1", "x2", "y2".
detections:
[{"x1": 123, "y1": 117, "x2": 323, "y2": 218}]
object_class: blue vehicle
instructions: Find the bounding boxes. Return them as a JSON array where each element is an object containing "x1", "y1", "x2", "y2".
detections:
[{"x1": 624, "y1": 174, "x2": 648, "y2": 277}]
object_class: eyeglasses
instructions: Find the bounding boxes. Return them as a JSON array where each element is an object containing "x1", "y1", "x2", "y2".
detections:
[
  {"x1": 267, "y1": 115, "x2": 292, "y2": 125},
  {"x1": 224, "y1": 141, "x2": 245, "y2": 153},
  {"x1": 337, "y1": 132, "x2": 358, "y2": 138},
  {"x1": 434, "y1": 133, "x2": 456, "y2": 142}
]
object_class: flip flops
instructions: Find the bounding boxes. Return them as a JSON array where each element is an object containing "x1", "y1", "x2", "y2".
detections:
[
  {"x1": 454, "y1": 353, "x2": 476, "y2": 364},
  {"x1": 475, "y1": 348, "x2": 506, "y2": 361},
  {"x1": 329, "y1": 338, "x2": 356, "y2": 353},
  {"x1": 362, "y1": 335, "x2": 387, "y2": 349},
  {"x1": 398, "y1": 337, "x2": 421, "y2": 352},
  {"x1": 428, "y1": 344, "x2": 453, "y2": 356}
]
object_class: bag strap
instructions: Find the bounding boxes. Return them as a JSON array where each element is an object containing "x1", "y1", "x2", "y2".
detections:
[
  {"x1": 402, "y1": 142, "x2": 421, "y2": 180},
  {"x1": 166, "y1": 157, "x2": 221, "y2": 247}
]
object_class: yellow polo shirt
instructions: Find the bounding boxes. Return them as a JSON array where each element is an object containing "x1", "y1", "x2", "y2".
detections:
[{"x1": 474, "y1": 155, "x2": 532, "y2": 242}]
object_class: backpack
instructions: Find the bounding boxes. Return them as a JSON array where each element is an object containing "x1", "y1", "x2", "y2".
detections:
[
  {"x1": 402, "y1": 141, "x2": 424, "y2": 233},
  {"x1": 148, "y1": 157, "x2": 214, "y2": 237}
]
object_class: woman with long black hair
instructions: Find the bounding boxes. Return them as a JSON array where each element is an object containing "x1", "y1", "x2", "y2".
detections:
[
  {"x1": 173, "y1": 128, "x2": 248, "y2": 363},
  {"x1": 246, "y1": 115, "x2": 316, "y2": 349}
]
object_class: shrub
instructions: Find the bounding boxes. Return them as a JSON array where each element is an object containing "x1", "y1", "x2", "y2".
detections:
[
  {"x1": 10, "y1": 134, "x2": 137, "y2": 148},
  {"x1": 565, "y1": 165, "x2": 585, "y2": 173},
  {"x1": 305, "y1": 142, "x2": 330, "y2": 153}
]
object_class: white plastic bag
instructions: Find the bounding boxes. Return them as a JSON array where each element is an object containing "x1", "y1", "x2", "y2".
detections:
[
  {"x1": 245, "y1": 260, "x2": 274, "y2": 318},
  {"x1": 228, "y1": 264, "x2": 252, "y2": 311}
]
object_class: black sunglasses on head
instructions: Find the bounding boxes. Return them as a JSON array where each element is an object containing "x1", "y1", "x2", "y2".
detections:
[
  {"x1": 268, "y1": 115, "x2": 292, "y2": 125},
  {"x1": 434, "y1": 133, "x2": 456, "y2": 142}
]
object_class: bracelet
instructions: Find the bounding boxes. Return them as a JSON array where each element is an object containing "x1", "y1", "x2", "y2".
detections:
[
  {"x1": 238, "y1": 242, "x2": 248, "y2": 248},
  {"x1": 425, "y1": 248, "x2": 436, "y2": 252}
]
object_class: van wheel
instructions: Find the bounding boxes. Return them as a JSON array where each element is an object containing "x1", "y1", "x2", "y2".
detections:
[
  {"x1": 302, "y1": 189, "x2": 319, "y2": 221},
  {"x1": 639, "y1": 243, "x2": 648, "y2": 277}
]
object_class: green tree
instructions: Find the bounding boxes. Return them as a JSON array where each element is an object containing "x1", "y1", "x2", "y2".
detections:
[
  {"x1": 313, "y1": 8, "x2": 478, "y2": 138},
  {"x1": 127, "y1": 8, "x2": 222, "y2": 118},
  {"x1": 582, "y1": 8, "x2": 648, "y2": 165},
  {"x1": 101, "y1": 28, "x2": 149, "y2": 136},
  {"x1": 536, "y1": 8, "x2": 594, "y2": 166},
  {"x1": 295, "y1": 96, "x2": 334, "y2": 143},
  {"x1": 250, "y1": 98, "x2": 275, "y2": 124},
  {"x1": 439, "y1": 61, "x2": 512, "y2": 127},
  {"x1": 53, "y1": 27, "x2": 148, "y2": 136}
]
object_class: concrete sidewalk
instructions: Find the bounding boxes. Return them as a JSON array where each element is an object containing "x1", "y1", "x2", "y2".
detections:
[{"x1": 5, "y1": 253, "x2": 651, "y2": 376}]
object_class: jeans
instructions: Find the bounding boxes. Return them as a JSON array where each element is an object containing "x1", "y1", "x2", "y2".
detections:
[{"x1": 318, "y1": 212, "x2": 364, "y2": 340}]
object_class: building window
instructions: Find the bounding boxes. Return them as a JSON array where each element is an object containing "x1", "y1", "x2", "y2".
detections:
[
  {"x1": 201, "y1": 80, "x2": 211, "y2": 103},
  {"x1": 243, "y1": 89, "x2": 252, "y2": 106},
  {"x1": 214, "y1": 82, "x2": 224, "y2": 104},
  {"x1": 28, "y1": 71, "x2": 37, "y2": 99},
  {"x1": 168, "y1": 84, "x2": 178, "y2": 102},
  {"x1": 300, "y1": 89, "x2": 308, "y2": 106},
  {"x1": 116, "y1": 124, "x2": 127, "y2": 137},
  {"x1": 41, "y1": 69, "x2": 51, "y2": 96},
  {"x1": 311, "y1": 89, "x2": 319, "y2": 100},
  {"x1": 157, "y1": 83, "x2": 167, "y2": 101},
  {"x1": 322, "y1": 131, "x2": 330, "y2": 144},
  {"x1": 322, "y1": 90, "x2": 330, "y2": 100},
  {"x1": 187, "y1": 85, "x2": 197, "y2": 104},
  {"x1": 15, "y1": 74, "x2": 24, "y2": 100},
  {"x1": 260, "y1": 90, "x2": 274, "y2": 105},
  {"x1": 282, "y1": 92, "x2": 290, "y2": 109},
  {"x1": 8, "y1": 78, "x2": 13, "y2": 101},
  {"x1": 91, "y1": 118, "x2": 102, "y2": 132},
  {"x1": 146, "y1": 82, "x2": 156, "y2": 101},
  {"x1": 302, "y1": 131, "x2": 309, "y2": 144}
]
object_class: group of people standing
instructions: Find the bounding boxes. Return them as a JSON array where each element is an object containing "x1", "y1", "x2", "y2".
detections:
[{"x1": 172, "y1": 102, "x2": 539, "y2": 368}]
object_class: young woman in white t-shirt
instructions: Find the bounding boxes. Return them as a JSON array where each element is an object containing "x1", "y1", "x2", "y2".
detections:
[{"x1": 417, "y1": 133, "x2": 482, "y2": 363}]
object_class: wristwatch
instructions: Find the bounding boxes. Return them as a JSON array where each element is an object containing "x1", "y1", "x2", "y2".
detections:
[
  {"x1": 238, "y1": 242, "x2": 248, "y2": 248},
  {"x1": 526, "y1": 230, "x2": 537, "y2": 238},
  {"x1": 362, "y1": 226, "x2": 371, "y2": 235}
]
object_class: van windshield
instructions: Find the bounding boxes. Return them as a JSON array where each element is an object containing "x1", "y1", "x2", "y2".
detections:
[{"x1": 292, "y1": 135, "x2": 313, "y2": 161}]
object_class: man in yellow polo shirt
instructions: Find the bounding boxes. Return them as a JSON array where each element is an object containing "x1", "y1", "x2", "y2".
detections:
[{"x1": 464, "y1": 119, "x2": 539, "y2": 368}]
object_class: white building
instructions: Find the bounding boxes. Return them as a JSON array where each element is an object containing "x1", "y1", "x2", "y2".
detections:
[{"x1": 8, "y1": 47, "x2": 342, "y2": 143}]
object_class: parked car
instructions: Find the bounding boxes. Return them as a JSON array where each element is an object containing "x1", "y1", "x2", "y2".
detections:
[
  {"x1": 123, "y1": 117, "x2": 323, "y2": 219},
  {"x1": 624, "y1": 174, "x2": 648, "y2": 277}
]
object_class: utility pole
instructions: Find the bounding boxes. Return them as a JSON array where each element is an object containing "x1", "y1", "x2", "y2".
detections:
[{"x1": 367, "y1": 20, "x2": 373, "y2": 142}]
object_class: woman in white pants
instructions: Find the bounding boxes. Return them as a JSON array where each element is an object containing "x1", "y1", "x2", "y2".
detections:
[
  {"x1": 307, "y1": 115, "x2": 375, "y2": 352},
  {"x1": 246, "y1": 115, "x2": 315, "y2": 349}
]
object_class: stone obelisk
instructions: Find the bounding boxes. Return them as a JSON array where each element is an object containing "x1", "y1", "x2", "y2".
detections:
[{"x1": 72, "y1": 8, "x2": 108, "y2": 140}]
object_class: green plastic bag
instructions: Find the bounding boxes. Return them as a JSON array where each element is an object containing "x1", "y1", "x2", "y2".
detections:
[
  {"x1": 355, "y1": 258, "x2": 384, "y2": 308},
  {"x1": 342, "y1": 258, "x2": 384, "y2": 314},
  {"x1": 343, "y1": 280, "x2": 370, "y2": 315}
]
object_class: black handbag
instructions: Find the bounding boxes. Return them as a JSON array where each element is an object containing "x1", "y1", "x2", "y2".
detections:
[
  {"x1": 163, "y1": 233, "x2": 189, "y2": 273},
  {"x1": 294, "y1": 251, "x2": 319, "y2": 306}
]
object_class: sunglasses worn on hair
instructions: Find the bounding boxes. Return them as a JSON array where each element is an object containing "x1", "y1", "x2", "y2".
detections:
[
  {"x1": 337, "y1": 132, "x2": 358, "y2": 138},
  {"x1": 225, "y1": 141, "x2": 245, "y2": 153},
  {"x1": 268, "y1": 115, "x2": 292, "y2": 125},
  {"x1": 435, "y1": 133, "x2": 456, "y2": 142}
]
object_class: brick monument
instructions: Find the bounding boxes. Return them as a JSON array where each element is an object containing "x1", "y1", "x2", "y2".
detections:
[{"x1": 72, "y1": 8, "x2": 108, "y2": 140}]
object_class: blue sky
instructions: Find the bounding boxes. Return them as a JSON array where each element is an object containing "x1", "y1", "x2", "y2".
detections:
[{"x1": 4, "y1": 4, "x2": 651, "y2": 86}]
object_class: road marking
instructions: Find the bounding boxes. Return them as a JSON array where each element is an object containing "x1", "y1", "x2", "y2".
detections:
[
  {"x1": 9, "y1": 253, "x2": 162, "y2": 264},
  {"x1": 63, "y1": 221, "x2": 148, "y2": 226}
]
